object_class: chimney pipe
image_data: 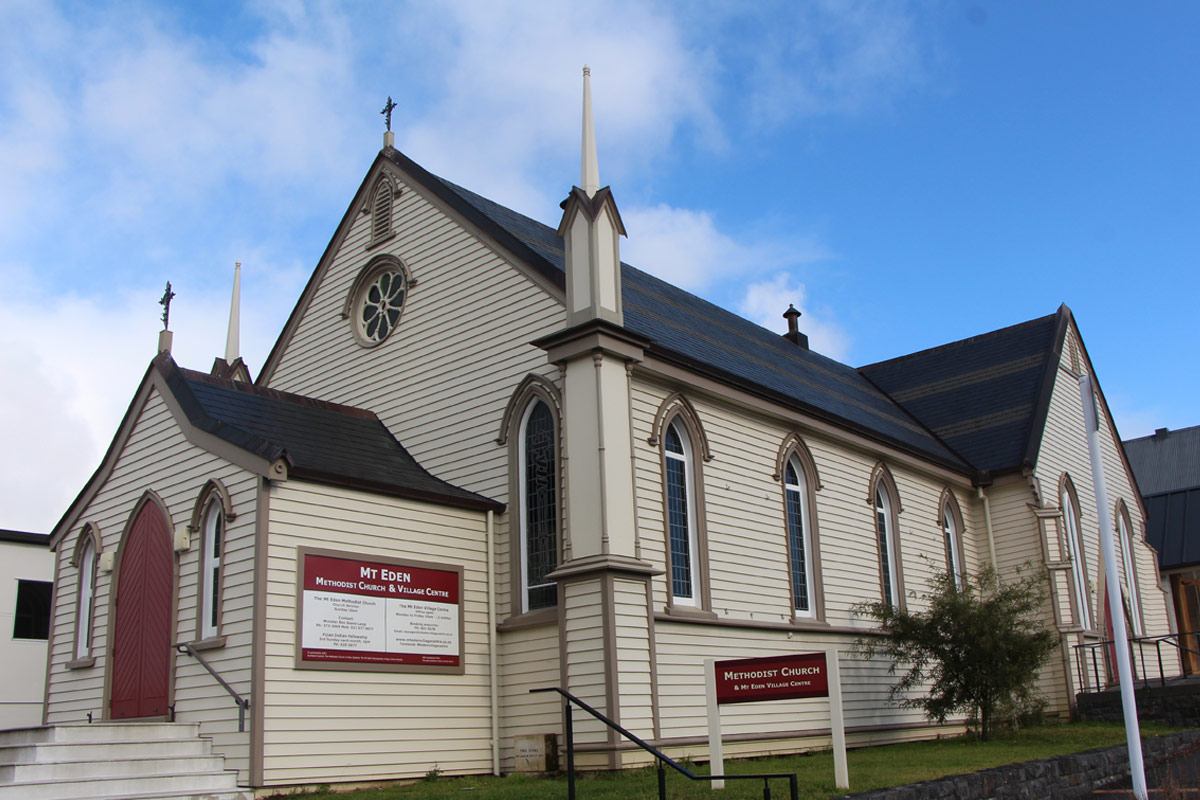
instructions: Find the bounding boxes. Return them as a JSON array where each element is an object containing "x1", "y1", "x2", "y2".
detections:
[{"x1": 782, "y1": 304, "x2": 808, "y2": 349}]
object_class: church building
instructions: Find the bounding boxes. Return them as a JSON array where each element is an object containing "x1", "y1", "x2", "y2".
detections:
[{"x1": 37, "y1": 72, "x2": 1168, "y2": 793}]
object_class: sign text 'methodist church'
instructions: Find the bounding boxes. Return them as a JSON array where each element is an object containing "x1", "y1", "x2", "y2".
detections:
[{"x1": 38, "y1": 69, "x2": 1167, "y2": 792}]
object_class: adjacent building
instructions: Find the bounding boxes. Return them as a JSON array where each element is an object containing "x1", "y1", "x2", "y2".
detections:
[{"x1": 1, "y1": 529, "x2": 53, "y2": 728}]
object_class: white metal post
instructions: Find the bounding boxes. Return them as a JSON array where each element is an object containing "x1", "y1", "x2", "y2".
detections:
[{"x1": 1079, "y1": 373, "x2": 1146, "y2": 800}]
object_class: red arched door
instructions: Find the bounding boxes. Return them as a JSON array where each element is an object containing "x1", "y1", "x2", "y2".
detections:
[{"x1": 111, "y1": 500, "x2": 174, "y2": 719}]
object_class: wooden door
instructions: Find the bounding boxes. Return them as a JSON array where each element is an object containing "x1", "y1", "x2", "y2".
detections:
[
  {"x1": 1178, "y1": 578, "x2": 1200, "y2": 675},
  {"x1": 110, "y1": 501, "x2": 174, "y2": 719}
]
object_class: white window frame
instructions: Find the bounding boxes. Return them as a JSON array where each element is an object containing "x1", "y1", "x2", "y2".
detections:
[
  {"x1": 1118, "y1": 511, "x2": 1143, "y2": 637},
  {"x1": 518, "y1": 400, "x2": 558, "y2": 613},
  {"x1": 200, "y1": 500, "x2": 223, "y2": 640},
  {"x1": 665, "y1": 420, "x2": 699, "y2": 606},
  {"x1": 1062, "y1": 487, "x2": 1092, "y2": 630},
  {"x1": 875, "y1": 487, "x2": 900, "y2": 607},
  {"x1": 942, "y1": 502, "x2": 964, "y2": 588},
  {"x1": 784, "y1": 456, "x2": 815, "y2": 617},
  {"x1": 74, "y1": 537, "x2": 96, "y2": 661}
]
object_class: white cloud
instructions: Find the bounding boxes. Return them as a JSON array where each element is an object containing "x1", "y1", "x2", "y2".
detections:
[{"x1": 739, "y1": 272, "x2": 850, "y2": 361}]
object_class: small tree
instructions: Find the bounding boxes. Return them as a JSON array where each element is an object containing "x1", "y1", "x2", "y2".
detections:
[{"x1": 855, "y1": 565, "x2": 1058, "y2": 741}]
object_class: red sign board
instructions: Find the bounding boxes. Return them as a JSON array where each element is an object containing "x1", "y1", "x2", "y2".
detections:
[
  {"x1": 299, "y1": 552, "x2": 461, "y2": 669},
  {"x1": 714, "y1": 652, "x2": 828, "y2": 705}
]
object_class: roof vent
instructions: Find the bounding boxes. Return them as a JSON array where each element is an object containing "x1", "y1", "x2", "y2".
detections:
[
  {"x1": 1155, "y1": 427, "x2": 1170, "y2": 439},
  {"x1": 782, "y1": 304, "x2": 809, "y2": 349}
]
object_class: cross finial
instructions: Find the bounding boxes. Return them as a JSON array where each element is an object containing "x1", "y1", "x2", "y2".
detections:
[
  {"x1": 381, "y1": 96, "x2": 397, "y2": 132},
  {"x1": 159, "y1": 281, "x2": 176, "y2": 331}
]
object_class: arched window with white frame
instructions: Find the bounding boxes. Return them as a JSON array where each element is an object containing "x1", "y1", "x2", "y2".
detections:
[
  {"x1": 665, "y1": 420, "x2": 699, "y2": 605},
  {"x1": 1117, "y1": 504, "x2": 1143, "y2": 637},
  {"x1": 784, "y1": 456, "x2": 815, "y2": 616},
  {"x1": 72, "y1": 527, "x2": 99, "y2": 664},
  {"x1": 520, "y1": 399, "x2": 558, "y2": 611},
  {"x1": 200, "y1": 500, "x2": 223, "y2": 640},
  {"x1": 940, "y1": 491, "x2": 965, "y2": 589},
  {"x1": 1061, "y1": 479, "x2": 1092, "y2": 630},
  {"x1": 870, "y1": 465, "x2": 903, "y2": 608}
]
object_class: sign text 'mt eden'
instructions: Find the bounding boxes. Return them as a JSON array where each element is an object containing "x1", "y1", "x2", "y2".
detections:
[{"x1": 714, "y1": 652, "x2": 829, "y2": 705}]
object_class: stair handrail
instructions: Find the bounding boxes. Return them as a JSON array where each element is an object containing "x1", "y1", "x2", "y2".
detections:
[
  {"x1": 1072, "y1": 631, "x2": 1200, "y2": 691},
  {"x1": 532, "y1": 686, "x2": 798, "y2": 800},
  {"x1": 175, "y1": 642, "x2": 251, "y2": 732}
]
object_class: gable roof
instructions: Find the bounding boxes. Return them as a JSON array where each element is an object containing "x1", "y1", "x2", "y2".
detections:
[
  {"x1": 860, "y1": 308, "x2": 1069, "y2": 476},
  {"x1": 1124, "y1": 425, "x2": 1200, "y2": 496},
  {"x1": 161, "y1": 357, "x2": 501, "y2": 512}
]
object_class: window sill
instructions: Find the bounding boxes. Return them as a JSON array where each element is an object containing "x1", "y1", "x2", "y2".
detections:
[
  {"x1": 66, "y1": 657, "x2": 95, "y2": 670},
  {"x1": 660, "y1": 604, "x2": 718, "y2": 622},
  {"x1": 498, "y1": 607, "x2": 558, "y2": 632},
  {"x1": 187, "y1": 635, "x2": 227, "y2": 652}
]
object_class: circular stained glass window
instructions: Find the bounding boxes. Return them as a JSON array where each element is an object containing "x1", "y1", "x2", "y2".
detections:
[{"x1": 357, "y1": 268, "x2": 407, "y2": 345}]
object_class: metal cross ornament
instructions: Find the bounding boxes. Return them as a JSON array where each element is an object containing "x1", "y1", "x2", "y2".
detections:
[
  {"x1": 381, "y1": 96, "x2": 397, "y2": 132},
  {"x1": 159, "y1": 281, "x2": 176, "y2": 330}
]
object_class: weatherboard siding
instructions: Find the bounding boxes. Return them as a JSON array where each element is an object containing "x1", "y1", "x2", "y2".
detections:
[
  {"x1": 264, "y1": 163, "x2": 563, "y2": 516},
  {"x1": 44, "y1": 388, "x2": 257, "y2": 780},
  {"x1": 496, "y1": 624, "x2": 560, "y2": 768},
  {"x1": 261, "y1": 481, "x2": 493, "y2": 785}
]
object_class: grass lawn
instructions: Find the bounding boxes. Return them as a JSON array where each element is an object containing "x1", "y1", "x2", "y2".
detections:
[{"x1": 279, "y1": 721, "x2": 1180, "y2": 800}]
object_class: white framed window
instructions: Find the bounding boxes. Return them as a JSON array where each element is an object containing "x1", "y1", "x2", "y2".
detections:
[
  {"x1": 1118, "y1": 509, "x2": 1143, "y2": 637},
  {"x1": 665, "y1": 421, "x2": 698, "y2": 605},
  {"x1": 942, "y1": 497, "x2": 964, "y2": 588},
  {"x1": 519, "y1": 400, "x2": 558, "y2": 612},
  {"x1": 784, "y1": 456, "x2": 815, "y2": 616},
  {"x1": 73, "y1": 534, "x2": 97, "y2": 661},
  {"x1": 875, "y1": 486, "x2": 900, "y2": 607},
  {"x1": 200, "y1": 500, "x2": 223, "y2": 640},
  {"x1": 1062, "y1": 484, "x2": 1091, "y2": 630}
]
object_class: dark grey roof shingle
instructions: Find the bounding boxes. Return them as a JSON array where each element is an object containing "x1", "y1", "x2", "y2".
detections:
[
  {"x1": 162, "y1": 357, "x2": 500, "y2": 511},
  {"x1": 1124, "y1": 426, "x2": 1200, "y2": 496}
]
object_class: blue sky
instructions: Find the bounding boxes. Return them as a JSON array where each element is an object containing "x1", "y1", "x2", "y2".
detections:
[{"x1": 2, "y1": 1, "x2": 1197, "y2": 532}]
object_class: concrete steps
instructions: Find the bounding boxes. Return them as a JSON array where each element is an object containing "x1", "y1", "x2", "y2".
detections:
[{"x1": 0, "y1": 723, "x2": 250, "y2": 800}]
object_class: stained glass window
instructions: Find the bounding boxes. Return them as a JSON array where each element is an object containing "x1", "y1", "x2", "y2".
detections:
[
  {"x1": 1062, "y1": 488, "x2": 1091, "y2": 629},
  {"x1": 523, "y1": 401, "x2": 557, "y2": 610},
  {"x1": 785, "y1": 459, "x2": 810, "y2": 614},
  {"x1": 665, "y1": 422, "x2": 694, "y2": 601},
  {"x1": 876, "y1": 487, "x2": 897, "y2": 606}
]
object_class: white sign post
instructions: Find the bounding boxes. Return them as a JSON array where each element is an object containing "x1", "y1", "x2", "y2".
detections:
[{"x1": 704, "y1": 650, "x2": 848, "y2": 791}]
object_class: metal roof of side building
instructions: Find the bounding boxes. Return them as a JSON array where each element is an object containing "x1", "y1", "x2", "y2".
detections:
[{"x1": 1125, "y1": 425, "x2": 1200, "y2": 571}]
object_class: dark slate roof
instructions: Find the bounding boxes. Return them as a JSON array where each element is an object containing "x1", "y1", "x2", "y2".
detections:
[
  {"x1": 0, "y1": 529, "x2": 50, "y2": 546},
  {"x1": 160, "y1": 356, "x2": 501, "y2": 512},
  {"x1": 1144, "y1": 489, "x2": 1200, "y2": 570},
  {"x1": 859, "y1": 310, "x2": 1067, "y2": 476},
  {"x1": 409, "y1": 162, "x2": 969, "y2": 470},
  {"x1": 1124, "y1": 426, "x2": 1200, "y2": 496}
]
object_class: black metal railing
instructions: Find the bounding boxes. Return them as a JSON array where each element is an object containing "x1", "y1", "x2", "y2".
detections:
[
  {"x1": 175, "y1": 642, "x2": 251, "y2": 732},
  {"x1": 532, "y1": 687, "x2": 798, "y2": 800},
  {"x1": 1072, "y1": 631, "x2": 1200, "y2": 692}
]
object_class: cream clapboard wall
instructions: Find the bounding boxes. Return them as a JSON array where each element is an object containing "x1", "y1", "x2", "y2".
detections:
[
  {"x1": 45, "y1": 388, "x2": 257, "y2": 780},
  {"x1": 261, "y1": 481, "x2": 494, "y2": 784},
  {"x1": 629, "y1": 373, "x2": 977, "y2": 747},
  {"x1": 262, "y1": 161, "x2": 567, "y2": 758},
  {"x1": 1032, "y1": 326, "x2": 1172, "y2": 685}
]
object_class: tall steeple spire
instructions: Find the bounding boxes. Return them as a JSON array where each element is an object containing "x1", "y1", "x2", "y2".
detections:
[
  {"x1": 581, "y1": 65, "x2": 599, "y2": 196},
  {"x1": 225, "y1": 261, "x2": 241, "y2": 364},
  {"x1": 558, "y1": 66, "x2": 626, "y2": 328}
]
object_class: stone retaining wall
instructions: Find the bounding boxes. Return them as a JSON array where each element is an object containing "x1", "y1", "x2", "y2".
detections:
[
  {"x1": 1077, "y1": 683, "x2": 1200, "y2": 729},
  {"x1": 835, "y1": 730, "x2": 1200, "y2": 800}
]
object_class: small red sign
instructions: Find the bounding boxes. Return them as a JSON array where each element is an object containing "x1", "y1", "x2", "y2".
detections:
[{"x1": 714, "y1": 652, "x2": 829, "y2": 705}]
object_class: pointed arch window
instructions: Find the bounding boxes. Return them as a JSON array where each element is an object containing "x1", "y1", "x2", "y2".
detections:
[
  {"x1": 1117, "y1": 506, "x2": 1143, "y2": 637},
  {"x1": 870, "y1": 467, "x2": 903, "y2": 609},
  {"x1": 71, "y1": 528, "x2": 99, "y2": 664},
  {"x1": 520, "y1": 400, "x2": 558, "y2": 611},
  {"x1": 1062, "y1": 481, "x2": 1091, "y2": 630},
  {"x1": 784, "y1": 457, "x2": 815, "y2": 616},
  {"x1": 940, "y1": 492, "x2": 965, "y2": 589},
  {"x1": 200, "y1": 500, "x2": 223, "y2": 640},
  {"x1": 665, "y1": 421, "x2": 698, "y2": 604}
]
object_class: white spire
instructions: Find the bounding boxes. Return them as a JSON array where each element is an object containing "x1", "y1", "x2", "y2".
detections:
[
  {"x1": 225, "y1": 261, "x2": 241, "y2": 364},
  {"x1": 581, "y1": 65, "x2": 599, "y2": 196}
]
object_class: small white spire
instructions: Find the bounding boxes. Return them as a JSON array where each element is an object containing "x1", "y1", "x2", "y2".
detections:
[
  {"x1": 581, "y1": 65, "x2": 599, "y2": 196},
  {"x1": 225, "y1": 261, "x2": 241, "y2": 364}
]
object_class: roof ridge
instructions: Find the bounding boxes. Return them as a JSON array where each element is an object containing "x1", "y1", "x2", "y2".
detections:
[
  {"x1": 859, "y1": 311, "x2": 1059, "y2": 371},
  {"x1": 178, "y1": 366, "x2": 379, "y2": 421}
]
